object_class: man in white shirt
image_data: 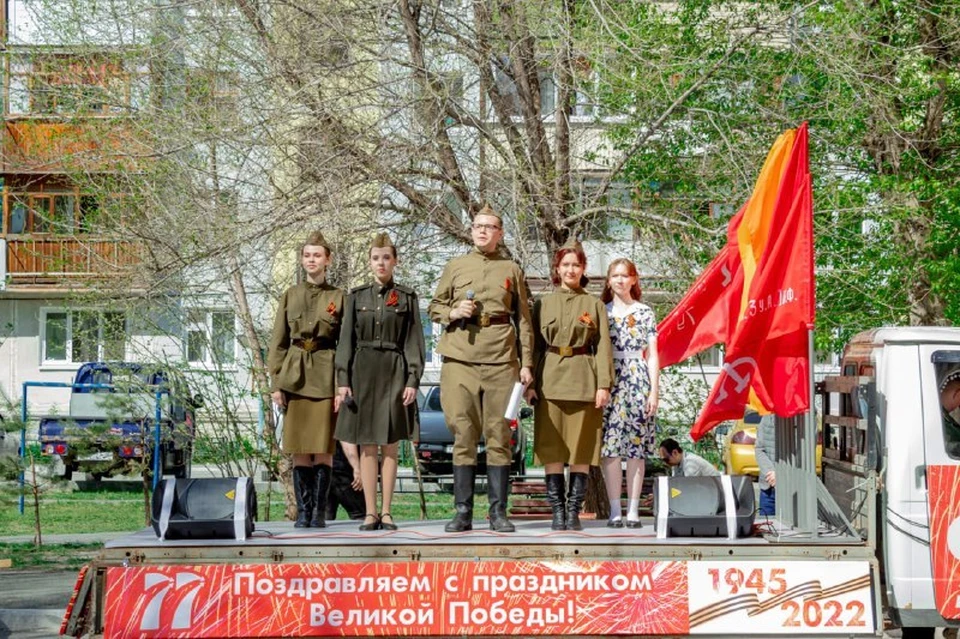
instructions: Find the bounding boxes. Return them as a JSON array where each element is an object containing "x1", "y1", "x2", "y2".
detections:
[{"x1": 659, "y1": 437, "x2": 721, "y2": 477}]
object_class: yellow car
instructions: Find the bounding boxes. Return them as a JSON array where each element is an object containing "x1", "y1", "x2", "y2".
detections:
[
  {"x1": 723, "y1": 412, "x2": 762, "y2": 476},
  {"x1": 722, "y1": 412, "x2": 822, "y2": 476}
]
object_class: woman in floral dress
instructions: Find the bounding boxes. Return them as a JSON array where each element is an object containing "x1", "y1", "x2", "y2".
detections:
[{"x1": 600, "y1": 258, "x2": 659, "y2": 528}]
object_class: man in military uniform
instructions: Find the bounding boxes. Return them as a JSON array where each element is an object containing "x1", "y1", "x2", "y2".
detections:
[{"x1": 429, "y1": 205, "x2": 535, "y2": 532}]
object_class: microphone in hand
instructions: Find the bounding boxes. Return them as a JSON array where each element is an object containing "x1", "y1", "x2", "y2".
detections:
[{"x1": 461, "y1": 289, "x2": 475, "y2": 330}]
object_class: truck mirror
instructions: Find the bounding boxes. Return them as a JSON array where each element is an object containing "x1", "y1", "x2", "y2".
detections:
[{"x1": 190, "y1": 394, "x2": 205, "y2": 409}]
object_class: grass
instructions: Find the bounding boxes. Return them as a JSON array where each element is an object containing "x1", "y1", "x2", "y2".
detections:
[
  {"x1": 0, "y1": 542, "x2": 102, "y2": 570},
  {"x1": 0, "y1": 485, "x2": 475, "y2": 569}
]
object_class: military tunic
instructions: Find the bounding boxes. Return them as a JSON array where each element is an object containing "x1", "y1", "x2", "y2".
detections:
[
  {"x1": 334, "y1": 281, "x2": 425, "y2": 445},
  {"x1": 532, "y1": 288, "x2": 614, "y2": 466},
  {"x1": 428, "y1": 248, "x2": 535, "y2": 466},
  {"x1": 268, "y1": 282, "x2": 344, "y2": 454}
]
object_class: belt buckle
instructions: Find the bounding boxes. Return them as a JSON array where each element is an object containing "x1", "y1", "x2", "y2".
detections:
[
  {"x1": 558, "y1": 346, "x2": 573, "y2": 357},
  {"x1": 479, "y1": 314, "x2": 492, "y2": 328},
  {"x1": 301, "y1": 337, "x2": 318, "y2": 353}
]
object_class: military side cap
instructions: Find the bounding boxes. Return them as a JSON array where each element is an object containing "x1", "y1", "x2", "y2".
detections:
[
  {"x1": 304, "y1": 230, "x2": 331, "y2": 251},
  {"x1": 371, "y1": 232, "x2": 395, "y2": 250},
  {"x1": 476, "y1": 203, "x2": 502, "y2": 222},
  {"x1": 560, "y1": 235, "x2": 584, "y2": 253}
]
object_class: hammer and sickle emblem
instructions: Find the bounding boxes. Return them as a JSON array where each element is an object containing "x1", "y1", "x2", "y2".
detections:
[
  {"x1": 714, "y1": 357, "x2": 758, "y2": 404},
  {"x1": 720, "y1": 264, "x2": 733, "y2": 287},
  {"x1": 676, "y1": 310, "x2": 696, "y2": 331}
]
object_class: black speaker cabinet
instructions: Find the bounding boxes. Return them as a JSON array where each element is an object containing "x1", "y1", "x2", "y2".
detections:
[
  {"x1": 653, "y1": 475, "x2": 755, "y2": 538},
  {"x1": 152, "y1": 477, "x2": 257, "y2": 541}
]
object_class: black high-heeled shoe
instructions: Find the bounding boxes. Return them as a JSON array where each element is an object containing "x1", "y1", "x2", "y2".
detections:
[
  {"x1": 379, "y1": 513, "x2": 398, "y2": 531},
  {"x1": 359, "y1": 513, "x2": 380, "y2": 531}
]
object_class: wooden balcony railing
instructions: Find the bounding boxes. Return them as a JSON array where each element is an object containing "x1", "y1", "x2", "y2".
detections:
[
  {"x1": 2, "y1": 236, "x2": 141, "y2": 282},
  {"x1": 2, "y1": 120, "x2": 143, "y2": 173}
]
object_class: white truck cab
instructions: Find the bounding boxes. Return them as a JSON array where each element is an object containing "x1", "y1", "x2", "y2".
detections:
[{"x1": 825, "y1": 327, "x2": 960, "y2": 636}]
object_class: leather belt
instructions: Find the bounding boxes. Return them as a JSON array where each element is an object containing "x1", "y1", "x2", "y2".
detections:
[
  {"x1": 548, "y1": 345, "x2": 594, "y2": 357},
  {"x1": 357, "y1": 340, "x2": 401, "y2": 351},
  {"x1": 292, "y1": 337, "x2": 336, "y2": 353},
  {"x1": 463, "y1": 314, "x2": 511, "y2": 328}
]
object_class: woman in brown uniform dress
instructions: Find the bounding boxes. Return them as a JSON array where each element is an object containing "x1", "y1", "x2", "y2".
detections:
[
  {"x1": 335, "y1": 233, "x2": 425, "y2": 531},
  {"x1": 525, "y1": 239, "x2": 613, "y2": 531},
  {"x1": 269, "y1": 231, "x2": 344, "y2": 528}
]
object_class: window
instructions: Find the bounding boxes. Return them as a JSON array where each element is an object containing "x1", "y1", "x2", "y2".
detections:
[
  {"x1": 185, "y1": 309, "x2": 237, "y2": 366},
  {"x1": 934, "y1": 353, "x2": 960, "y2": 460},
  {"x1": 489, "y1": 59, "x2": 557, "y2": 119},
  {"x1": 41, "y1": 308, "x2": 127, "y2": 364},
  {"x1": 573, "y1": 177, "x2": 635, "y2": 240},
  {"x1": 7, "y1": 54, "x2": 134, "y2": 116},
  {"x1": 3, "y1": 190, "x2": 108, "y2": 235}
]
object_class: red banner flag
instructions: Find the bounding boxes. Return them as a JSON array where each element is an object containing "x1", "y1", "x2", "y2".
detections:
[
  {"x1": 657, "y1": 208, "x2": 745, "y2": 368},
  {"x1": 691, "y1": 124, "x2": 814, "y2": 439}
]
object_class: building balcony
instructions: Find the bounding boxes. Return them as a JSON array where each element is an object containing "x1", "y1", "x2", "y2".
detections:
[
  {"x1": 1, "y1": 120, "x2": 143, "y2": 174},
  {"x1": 0, "y1": 236, "x2": 141, "y2": 289}
]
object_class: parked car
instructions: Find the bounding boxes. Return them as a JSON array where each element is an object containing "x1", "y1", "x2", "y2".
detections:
[
  {"x1": 414, "y1": 385, "x2": 530, "y2": 478},
  {"x1": 37, "y1": 362, "x2": 201, "y2": 480},
  {"x1": 723, "y1": 411, "x2": 763, "y2": 476},
  {"x1": 0, "y1": 413, "x2": 20, "y2": 462},
  {"x1": 722, "y1": 410, "x2": 822, "y2": 476}
]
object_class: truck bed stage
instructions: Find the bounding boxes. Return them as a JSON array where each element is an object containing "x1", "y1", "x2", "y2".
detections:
[
  {"x1": 71, "y1": 519, "x2": 880, "y2": 638},
  {"x1": 102, "y1": 516, "x2": 868, "y2": 560}
]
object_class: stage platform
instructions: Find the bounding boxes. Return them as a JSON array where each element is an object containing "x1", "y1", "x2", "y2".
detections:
[
  {"x1": 69, "y1": 517, "x2": 880, "y2": 637},
  {"x1": 100, "y1": 515, "x2": 866, "y2": 564}
]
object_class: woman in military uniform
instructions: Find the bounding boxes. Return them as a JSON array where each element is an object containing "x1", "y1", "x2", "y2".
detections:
[
  {"x1": 526, "y1": 239, "x2": 613, "y2": 531},
  {"x1": 268, "y1": 231, "x2": 343, "y2": 528},
  {"x1": 335, "y1": 233, "x2": 425, "y2": 531}
]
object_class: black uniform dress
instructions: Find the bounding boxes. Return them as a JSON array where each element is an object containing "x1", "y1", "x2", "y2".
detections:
[{"x1": 334, "y1": 281, "x2": 426, "y2": 445}]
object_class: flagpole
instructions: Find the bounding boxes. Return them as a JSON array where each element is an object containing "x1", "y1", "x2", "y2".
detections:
[{"x1": 804, "y1": 323, "x2": 818, "y2": 535}]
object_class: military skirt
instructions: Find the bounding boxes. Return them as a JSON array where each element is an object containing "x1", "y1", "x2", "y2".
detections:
[
  {"x1": 282, "y1": 394, "x2": 336, "y2": 455},
  {"x1": 335, "y1": 348, "x2": 418, "y2": 445},
  {"x1": 534, "y1": 399, "x2": 602, "y2": 466}
]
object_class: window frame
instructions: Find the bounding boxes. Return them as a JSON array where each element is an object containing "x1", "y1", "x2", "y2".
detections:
[
  {"x1": 183, "y1": 308, "x2": 239, "y2": 369},
  {"x1": 5, "y1": 52, "x2": 144, "y2": 118},
  {"x1": 40, "y1": 307, "x2": 128, "y2": 366},
  {"x1": 2, "y1": 187, "x2": 119, "y2": 236}
]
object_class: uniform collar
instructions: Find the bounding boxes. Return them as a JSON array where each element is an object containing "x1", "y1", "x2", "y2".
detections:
[
  {"x1": 373, "y1": 279, "x2": 395, "y2": 294},
  {"x1": 471, "y1": 246, "x2": 502, "y2": 260},
  {"x1": 558, "y1": 285, "x2": 586, "y2": 295}
]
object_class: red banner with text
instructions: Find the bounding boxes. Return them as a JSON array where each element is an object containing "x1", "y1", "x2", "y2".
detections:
[
  {"x1": 101, "y1": 559, "x2": 876, "y2": 637},
  {"x1": 103, "y1": 560, "x2": 688, "y2": 637}
]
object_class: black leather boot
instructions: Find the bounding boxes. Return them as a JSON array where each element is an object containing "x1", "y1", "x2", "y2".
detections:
[
  {"x1": 444, "y1": 465, "x2": 476, "y2": 532},
  {"x1": 293, "y1": 466, "x2": 315, "y2": 528},
  {"x1": 545, "y1": 473, "x2": 566, "y2": 531},
  {"x1": 311, "y1": 464, "x2": 332, "y2": 528},
  {"x1": 487, "y1": 465, "x2": 516, "y2": 532},
  {"x1": 566, "y1": 472, "x2": 589, "y2": 531}
]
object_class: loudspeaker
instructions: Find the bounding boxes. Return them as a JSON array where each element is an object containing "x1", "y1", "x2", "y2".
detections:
[
  {"x1": 152, "y1": 477, "x2": 257, "y2": 541},
  {"x1": 653, "y1": 475, "x2": 755, "y2": 538}
]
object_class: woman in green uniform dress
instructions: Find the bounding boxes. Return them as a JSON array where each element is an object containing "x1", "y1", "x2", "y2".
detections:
[
  {"x1": 526, "y1": 239, "x2": 613, "y2": 531},
  {"x1": 335, "y1": 233, "x2": 425, "y2": 531},
  {"x1": 268, "y1": 231, "x2": 343, "y2": 528}
]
